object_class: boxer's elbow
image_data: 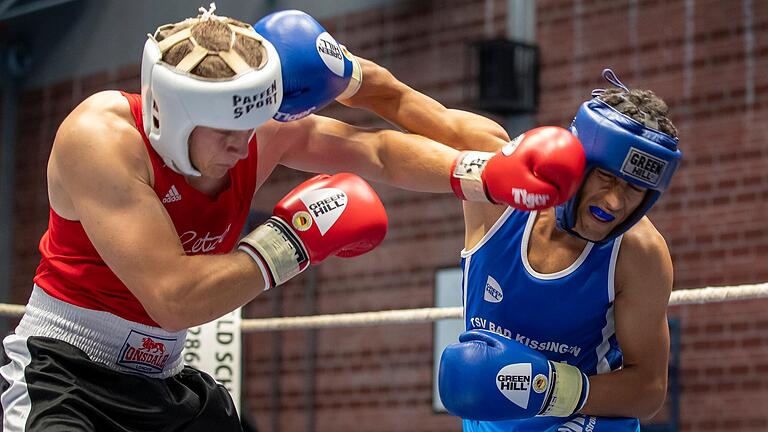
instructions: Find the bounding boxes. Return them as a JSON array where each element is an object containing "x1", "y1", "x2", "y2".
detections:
[
  {"x1": 139, "y1": 294, "x2": 187, "y2": 332},
  {"x1": 132, "y1": 273, "x2": 198, "y2": 332},
  {"x1": 148, "y1": 303, "x2": 188, "y2": 332},
  {"x1": 635, "y1": 377, "x2": 668, "y2": 420},
  {"x1": 146, "y1": 306, "x2": 186, "y2": 332}
]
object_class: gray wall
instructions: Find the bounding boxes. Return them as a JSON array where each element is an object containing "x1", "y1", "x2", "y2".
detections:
[{"x1": 13, "y1": 0, "x2": 392, "y2": 89}]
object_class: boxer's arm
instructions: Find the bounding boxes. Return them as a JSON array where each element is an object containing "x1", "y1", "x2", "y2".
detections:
[
  {"x1": 272, "y1": 113, "x2": 458, "y2": 193},
  {"x1": 341, "y1": 57, "x2": 510, "y2": 152},
  {"x1": 579, "y1": 219, "x2": 672, "y2": 419},
  {"x1": 52, "y1": 101, "x2": 264, "y2": 332},
  {"x1": 341, "y1": 58, "x2": 514, "y2": 246}
]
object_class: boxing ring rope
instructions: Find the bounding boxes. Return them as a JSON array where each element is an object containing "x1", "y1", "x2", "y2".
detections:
[
  {"x1": 0, "y1": 282, "x2": 766, "y2": 331},
  {"x1": 243, "y1": 282, "x2": 768, "y2": 331}
]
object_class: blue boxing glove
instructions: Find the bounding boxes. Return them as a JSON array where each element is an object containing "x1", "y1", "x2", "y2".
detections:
[
  {"x1": 439, "y1": 330, "x2": 589, "y2": 420},
  {"x1": 254, "y1": 10, "x2": 362, "y2": 122}
]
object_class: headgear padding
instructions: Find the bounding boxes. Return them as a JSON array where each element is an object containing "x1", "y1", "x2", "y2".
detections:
[
  {"x1": 141, "y1": 5, "x2": 283, "y2": 176},
  {"x1": 555, "y1": 70, "x2": 682, "y2": 244}
]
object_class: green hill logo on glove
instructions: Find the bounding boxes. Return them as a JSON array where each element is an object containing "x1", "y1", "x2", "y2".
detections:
[{"x1": 496, "y1": 363, "x2": 532, "y2": 409}]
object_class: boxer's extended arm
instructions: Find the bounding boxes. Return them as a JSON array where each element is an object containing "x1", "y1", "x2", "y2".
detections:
[
  {"x1": 340, "y1": 57, "x2": 530, "y2": 245},
  {"x1": 273, "y1": 114, "x2": 458, "y2": 193},
  {"x1": 340, "y1": 57, "x2": 509, "y2": 152},
  {"x1": 579, "y1": 219, "x2": 672, "y2": 419},
  {"x1": 272, "y1": 115, "x2": 584, "y2": 213},
  {"x1": 52, "y1": 103, "x2": 264, "y2": 332}
]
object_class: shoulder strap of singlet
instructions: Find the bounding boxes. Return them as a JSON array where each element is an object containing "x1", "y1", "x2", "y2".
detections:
[
  {"x1": 119, "y1": 91, "x2": 167, "y2": 178},
  {"x1": 120, "y1": 92, "x2": 146, "y2": 139}
]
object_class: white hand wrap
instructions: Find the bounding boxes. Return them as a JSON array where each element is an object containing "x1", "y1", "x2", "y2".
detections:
[
  {"x1": 336, "y1": 46, "x2": 362, "y2": 101},
  {"x1": 238, "y1": 218, "x2": 309, "y2": 290},
  {"x1": 450, "y1": 151, "x2": 494, "y2": 202},
  {"x1": 540, "y1": 361, "x2": 590, "y2": 417}
]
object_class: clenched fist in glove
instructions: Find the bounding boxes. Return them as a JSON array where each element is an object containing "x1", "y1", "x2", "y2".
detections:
[
  {"x1": 254, "y1": 10, "x2": 361, "y2": 121},
  {"x1": 439, "y1": 329, "x2": 589, "y2": 421},
  {"x1": 451, "y1": 127, "x2": 586, "y2": 211},
  {"x1": 238, "y1": 173, "x2": 387, "y2": 289}
]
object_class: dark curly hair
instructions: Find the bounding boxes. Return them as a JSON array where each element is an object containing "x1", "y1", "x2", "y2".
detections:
[{"x1": 598, "y1": 88, "x2": 678, "y2": 138}]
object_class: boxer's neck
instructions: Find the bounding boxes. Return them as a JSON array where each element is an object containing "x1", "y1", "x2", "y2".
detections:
[
  {"x1": 185, "y1": 172, "x2": 232, "y2": 199},
  {"x1": 527, "y1": 208, "x2": 589, "y2": 274}
]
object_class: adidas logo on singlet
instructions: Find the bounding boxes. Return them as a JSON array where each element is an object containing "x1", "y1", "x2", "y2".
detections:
[{"x1": 162, "y1": 185, "x2": 182, "y2": 204}]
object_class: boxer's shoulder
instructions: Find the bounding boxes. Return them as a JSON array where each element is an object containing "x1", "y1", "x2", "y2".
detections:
[
  {"x1": 71, "y1": 91, "x2": 134, "y2": 125},
  {"x1": 52, "y1": 91, "x2": 150, "y2": 185},
  {"x1": 619, "y1": 217, "x2": 668, "y2": 261},
  {"x1": 615, "y1": 217, "x2": 673, "y2": 297}
]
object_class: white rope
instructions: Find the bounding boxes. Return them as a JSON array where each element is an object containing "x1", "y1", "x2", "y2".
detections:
[
  {"x1": 1, "y1": 283, "x2": 767, "y2": 331},
  {"x1": 241, "y1": 307, "x2": 462, "y2": 332},
  {"x1": 239, "y1": 282, "x2": 768, "y2": 332},
  {"x1": 0, "y1": 304, "x2": 24, "y2": 317},
  {"x1": 666, "y1": 283, "x2": 768, "y2": 305}
]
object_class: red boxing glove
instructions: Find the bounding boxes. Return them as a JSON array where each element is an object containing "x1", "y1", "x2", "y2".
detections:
[
  {"x1": 238, "y1": 173, "x2": 387, "y2": 289},
  {"x1": 450, "y1": 126, "x2": 585, "y2": 210}
]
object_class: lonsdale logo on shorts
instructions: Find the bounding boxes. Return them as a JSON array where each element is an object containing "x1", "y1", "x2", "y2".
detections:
[
  {"x1": 620, "y1": 147, "x2": 667, "y2": 186},
  {"x1": 512, "y1": 188, "x2": 549, "y2": 209},
  {"x1": 299, "y1": 188, "x2": 348, "y2": 235},
  {"x1": 496, "y1": 363, "x2": 532, "y2": 409},
  {"x1": 232, "y1": 80, "x2": 279, "y2": 119},
  {"x1": 118, "y1": 330, "x2": 178, "y2": 374}
]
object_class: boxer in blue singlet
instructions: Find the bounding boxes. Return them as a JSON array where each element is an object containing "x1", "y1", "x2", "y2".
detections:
[{"x1": 344, "y1": 65, "x2": 682, "y2": 431}]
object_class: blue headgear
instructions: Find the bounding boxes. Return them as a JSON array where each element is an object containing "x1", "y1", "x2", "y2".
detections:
[{"x1": 555, "y1": 69, "x2": 682, "y2": 244}]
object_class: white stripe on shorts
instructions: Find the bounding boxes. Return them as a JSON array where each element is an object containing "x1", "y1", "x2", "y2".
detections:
[{"x1": 1, "y1": 334, "x2": 32, "y2": 431}]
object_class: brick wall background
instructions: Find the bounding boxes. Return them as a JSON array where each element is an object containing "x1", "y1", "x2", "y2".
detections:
[{"x1": 5, "y1": 1, "x2": 767, "y2": 431}]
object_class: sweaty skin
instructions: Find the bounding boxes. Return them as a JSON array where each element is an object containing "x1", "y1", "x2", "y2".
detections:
[{"x1": 340, "y1": 57, "x2": 673, "y2": 420}]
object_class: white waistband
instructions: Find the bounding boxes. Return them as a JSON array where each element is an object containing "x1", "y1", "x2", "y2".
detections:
[{"x1": 15, "y1": 285, "x2": 186, "y2": 378}]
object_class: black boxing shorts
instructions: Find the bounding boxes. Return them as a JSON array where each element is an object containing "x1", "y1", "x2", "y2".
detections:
[
  {"x1": 1, "y1": 335, "x2": 243, "y2": 431},
  {"x1": 0, "y1": 285, "x2": 242, "y2": 431}
]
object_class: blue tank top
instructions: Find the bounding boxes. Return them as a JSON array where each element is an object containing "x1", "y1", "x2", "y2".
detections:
[{"x1": 460, "y1": 208, "x2": 640, "y2": 432}]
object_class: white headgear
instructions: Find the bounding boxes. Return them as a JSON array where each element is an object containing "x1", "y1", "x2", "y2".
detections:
[{"x1": 141, "y1": 5, "x2": 283, "y2": 176}]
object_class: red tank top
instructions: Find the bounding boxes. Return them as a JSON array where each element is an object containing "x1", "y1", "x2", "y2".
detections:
[{"x1": 34, "y1": 92, "x2": 259, "y2": 326}]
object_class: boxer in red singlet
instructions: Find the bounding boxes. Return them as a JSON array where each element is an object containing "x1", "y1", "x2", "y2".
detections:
[{"x1": 0, "y1": 7, "x2": 448, "y2": 431}]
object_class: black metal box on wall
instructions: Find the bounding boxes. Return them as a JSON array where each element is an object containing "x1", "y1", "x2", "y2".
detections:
[{"x1": 467, "y1": 39, "x2": 539, "y2": 115}]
